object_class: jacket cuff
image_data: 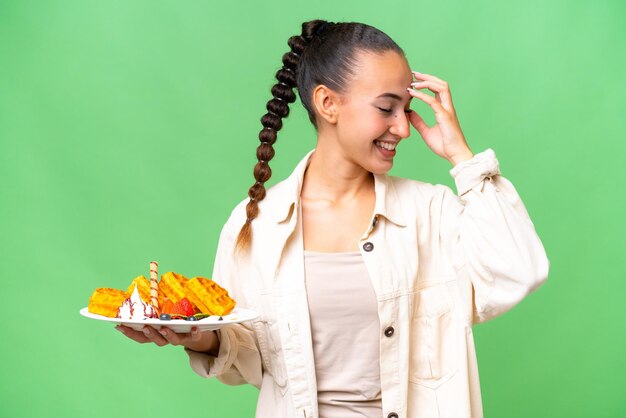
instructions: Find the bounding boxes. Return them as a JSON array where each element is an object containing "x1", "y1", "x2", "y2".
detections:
[
  {"x1": 449, "y1": 148, "x2": 501, "y2": 195},
  {"x1": 184, "y1": 328, "x2": 235, "y2": 378}
]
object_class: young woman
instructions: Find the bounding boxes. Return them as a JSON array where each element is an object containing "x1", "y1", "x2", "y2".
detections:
[{"x1": 118, "y1": 19, "x2": 549, "y2": 418}]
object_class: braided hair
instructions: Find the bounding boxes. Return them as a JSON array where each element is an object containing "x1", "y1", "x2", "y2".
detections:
[{"x1": 235, "y1": 19, "x2": 404, "y2": 252}]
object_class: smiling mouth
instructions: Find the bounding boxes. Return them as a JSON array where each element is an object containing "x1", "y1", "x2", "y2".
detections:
[{"x1": 374, "y1": 140, "x2": 397, "y2": 151}]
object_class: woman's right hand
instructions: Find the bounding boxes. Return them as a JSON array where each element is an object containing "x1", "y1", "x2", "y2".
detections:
[{"x1": 115, "y1": 324, "x2": 220, "y2": 356}]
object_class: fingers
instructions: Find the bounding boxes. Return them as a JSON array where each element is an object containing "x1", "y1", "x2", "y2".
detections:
[
  {"x1": 156, "y1": 326, "x2": 201, "y2": 346},
  {"x1": 410, "y1": 80, "x2": 445, "y2": 101},
  {"x1": 115, "y1": 325, "x2": 169, "y2": 346},
  {"x1": 407, "y1": 87, "x2": 445, "y2": 113},
  {"x1": 143, "y1": 326, "x2": 169, "y2": 346},
  {"x1": 188, "y1": 327, "x2": 202, "y2": 342},
  {"x1": 410, "y1": 71, "x2": 455, "y2": 114},
  {"x1": 116, "y1": 325, "x2": 152, "y2": 343},
  {"x1": 115, "y1": 324, "x2": 204, "y2": 348},
  {"x1": 412, "y1": 70, "x2": 446, "y2": 85}
]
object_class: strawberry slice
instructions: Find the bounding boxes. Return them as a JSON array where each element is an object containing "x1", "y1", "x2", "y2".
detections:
[{"x1": 172, "y1": 297, "x2": 195, "y2": 317}]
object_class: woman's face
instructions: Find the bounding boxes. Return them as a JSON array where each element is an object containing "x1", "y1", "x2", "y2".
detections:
[{"x1": 333, "y1": 49, "x2": 414, "y2": 174}]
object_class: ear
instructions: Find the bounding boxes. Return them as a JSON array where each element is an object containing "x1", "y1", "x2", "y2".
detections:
[{"x1": 312, "y1": 84, "x2": 341, "y2": 125}]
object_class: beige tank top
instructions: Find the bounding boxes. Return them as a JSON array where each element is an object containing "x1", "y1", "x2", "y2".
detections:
[{"x1": 304, "y1": 250, "x2": 382, "y2": 418}]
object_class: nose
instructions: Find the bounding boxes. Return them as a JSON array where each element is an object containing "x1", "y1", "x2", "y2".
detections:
[{"x1": 388, "y1": 111, "x2": 411, "y2": 139}]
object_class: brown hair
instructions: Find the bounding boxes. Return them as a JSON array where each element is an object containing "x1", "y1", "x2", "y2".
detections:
[{"x1": 235, "y1": 20, "x2": 404, "y2": 252}]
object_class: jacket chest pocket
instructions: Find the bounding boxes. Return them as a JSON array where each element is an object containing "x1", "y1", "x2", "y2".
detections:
[{"x1": 409, "y1": 282, "x2": 460, "y2": 388}]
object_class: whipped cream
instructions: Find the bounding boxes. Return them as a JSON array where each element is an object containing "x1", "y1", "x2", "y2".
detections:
[{"x1": 117, "y1": 284, "x2": 157, "y2": 319}]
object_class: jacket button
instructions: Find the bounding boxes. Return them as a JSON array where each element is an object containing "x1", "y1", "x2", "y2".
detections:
[
  {"x1": 372, "y1": 216, "x2": 378, "y2": 227},
  {"x1": 388, "y1": 413, "x2": 399, "y2": 418},
  {"x1": 384, "y1": 326, "x2": 394, "y2": 337},
  {"x1": 363, "y1": 242, "x2": 374, "y2": 252}
]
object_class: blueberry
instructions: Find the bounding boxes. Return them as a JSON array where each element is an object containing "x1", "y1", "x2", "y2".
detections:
[
  {"x1": 218, "y1": 316, "x2": 223, "y2": 321},
  {"x1": 186, "y1": 316, "x2": 198, "y2": 321},
  {"x1": 159, "y1": 313, "x2": 172, "y2": 321}
]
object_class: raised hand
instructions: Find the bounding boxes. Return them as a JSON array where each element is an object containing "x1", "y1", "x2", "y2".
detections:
[{"x1": 406, "y1": 70, "x2": 474, "y2": 166}]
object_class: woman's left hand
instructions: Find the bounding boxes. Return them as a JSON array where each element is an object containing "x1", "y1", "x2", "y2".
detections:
[{"x1": 407, "y1": 70, "x2": 474, "y2": 166}]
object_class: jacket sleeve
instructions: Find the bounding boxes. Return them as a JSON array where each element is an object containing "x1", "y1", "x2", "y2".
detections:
[
  {"x1": 440, "y1": 148, "x2": 550, "y2": 324},
  {"x1": 184, "y1": 212, "x2": 263, "y2": 388}
]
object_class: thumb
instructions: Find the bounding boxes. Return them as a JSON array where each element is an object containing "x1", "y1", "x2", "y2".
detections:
[
  {"x1": 409, "y1": 110, "x2": 429, "y2": 137},
  {"x1": 189, "y1": 326, "x2": 202, "y2": 341}
]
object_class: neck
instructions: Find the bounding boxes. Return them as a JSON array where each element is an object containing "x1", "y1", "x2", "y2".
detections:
[{"x1": 301, "y1": 139, "x2": 374, "y2": 203}]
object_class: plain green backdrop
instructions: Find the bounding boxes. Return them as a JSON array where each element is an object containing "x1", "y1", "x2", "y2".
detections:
[{"x1": 1, "y1": 1, "x2": 624, "y2": 417}]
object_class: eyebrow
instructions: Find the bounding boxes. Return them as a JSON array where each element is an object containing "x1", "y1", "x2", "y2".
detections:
[{"x1": 376, "y1": 92, "x2": 403, "y2": 100}]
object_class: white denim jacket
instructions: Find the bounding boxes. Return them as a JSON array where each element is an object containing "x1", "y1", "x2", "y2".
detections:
[{"x1": 186, "y1": 148, "x2": 550, "y2": 418}]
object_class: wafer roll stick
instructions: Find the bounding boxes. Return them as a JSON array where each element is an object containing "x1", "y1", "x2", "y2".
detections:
[{"x1": 149, "y1": 261, "x2": 159, "y2": 309}]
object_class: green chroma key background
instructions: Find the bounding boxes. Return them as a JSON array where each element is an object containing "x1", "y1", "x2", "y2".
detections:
[{"x1": 1, "y1": 1, "x2": 624, "y2": 417}]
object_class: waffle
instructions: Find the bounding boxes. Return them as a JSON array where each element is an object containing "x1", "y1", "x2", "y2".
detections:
[
  {"x1": 88, "y1": 287, "x2": 129, "y2": 318},
  {"x1": 184, "y1": 276, "x2": 236, "y2": 316},
  {"x1": 126, "y1": 276, "x2": 151, "y2": 304},
  {"x1": 158, "y1": 271, "x2": 188, "y2": 304}
]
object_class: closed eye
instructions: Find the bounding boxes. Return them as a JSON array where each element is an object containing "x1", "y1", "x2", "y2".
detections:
[{"x1": 377, "y1": 107, "x2": 412, "y2": 115}]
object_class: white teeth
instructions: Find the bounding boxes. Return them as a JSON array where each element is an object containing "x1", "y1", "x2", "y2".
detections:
[{"x1": 375, "y1": 141, "x2": 397, "y2": 151}]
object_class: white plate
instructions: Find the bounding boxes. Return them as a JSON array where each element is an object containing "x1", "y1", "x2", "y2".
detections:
[{"x1": 80, "y1": 307, "x2": 259, "y2": 333}]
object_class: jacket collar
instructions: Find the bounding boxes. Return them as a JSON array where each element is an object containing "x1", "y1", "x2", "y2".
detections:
[{"x1": 268, "y1": 149, "x2": 407, "y2": 227}]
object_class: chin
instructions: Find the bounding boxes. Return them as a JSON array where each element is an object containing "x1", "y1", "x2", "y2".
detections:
[{"x1": 369, "y1": 160, "x2": 394, "y2": 175}]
